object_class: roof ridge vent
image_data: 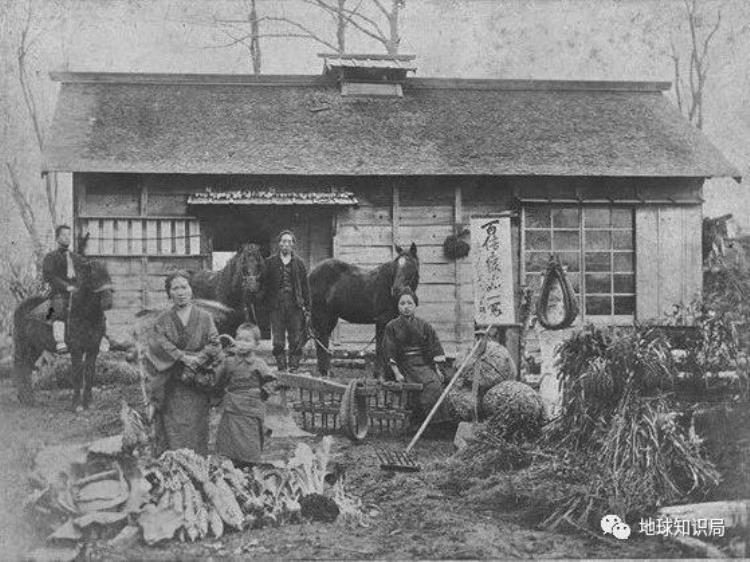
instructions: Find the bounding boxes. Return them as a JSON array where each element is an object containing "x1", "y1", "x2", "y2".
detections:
[{"x1": 319, "y1": 53, "x2": 416, "y2": 97}]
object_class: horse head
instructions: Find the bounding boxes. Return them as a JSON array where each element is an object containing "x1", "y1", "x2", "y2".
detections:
[
  {"x1": 235, "y1": 243, "x2": 265, "y2": 295},
  {"x1": 703, "y1": 214, "x2": 732, "y2": 265},
  {"x1": 391, "y1": 243, "x2": 420, "y2": 298}
]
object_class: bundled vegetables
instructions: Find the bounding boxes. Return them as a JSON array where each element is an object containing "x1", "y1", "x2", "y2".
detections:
[
  {"x1": 27, "y1": 419, "x2": 368, "y2": 549},
  {"x1": 139, "y1": 450, "x2": 249, "y2": 543},
  {"x1": 137, "y1": 437, "x2": 366, "y2": 544}
]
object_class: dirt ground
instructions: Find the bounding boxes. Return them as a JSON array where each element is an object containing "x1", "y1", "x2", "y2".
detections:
[{"x1": 0, "y1": 375, "x2": 696, "y2": 560}]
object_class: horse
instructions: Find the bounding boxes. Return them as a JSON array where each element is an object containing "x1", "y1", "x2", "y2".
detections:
[
  {"x1": 308, "y1": 243, "x2": 420, "y2": 378},
  {"x1": 703, "y1": 213, "x2": 733, "y2": 267},
  {"x1": 12, "y1": 258, "x2": 113, "y2": 409},
  {"x1": 189, "y1": 242, "x2": 266, "y2": 335}
]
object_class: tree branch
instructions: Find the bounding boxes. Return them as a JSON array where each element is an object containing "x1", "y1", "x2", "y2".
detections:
[
  {"x1": 372, "y1": 0, "x2": 390, "y2": 18},
  {"x1": 17, "y1": 1, "x2": 56, "y2": 224},
  {"x1": 304, "y1": 0, "x2": 387, "y2": 42},
  {"x1": 4, "y1": 161, "x2": 45, "y2": 264},
  {"x1": 700, "y1": 5, "x2": 722, "y2": 67},
  {"x1": 686, "y1": 0, "x2": 699, "y2": 124},
  {"x1": 17, "y1": 5, "x2": 45, "y2": 153},
  {"x1": 262, "y1": 16, "x2": 339, "y2": 51},
  {"x1": 348, "y1": 3, "x2": 388, "y2": 39},
  {"x1": 208, "y1": 30, "x2": 336, "y2": 49},
  {"x1": 670, "y1": 42, "x2": 683, "y2": 114},
  {"x1": 346, "y1": 12, "x2": 388, "y2": 44}
]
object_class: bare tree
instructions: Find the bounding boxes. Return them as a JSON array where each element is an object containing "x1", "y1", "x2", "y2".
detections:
[
  {"x1": 184, "y1": 0, "x2": 407, "y2": 74},
  {"x1": 300, "y1": 0, "x2": 406, "y2": 54},
  {"x1": 1, "y1": 1, "x2": 59, "y2": 278},
  {"x1": 669, "y1": 0, "x2": 723, "y2": 129}
]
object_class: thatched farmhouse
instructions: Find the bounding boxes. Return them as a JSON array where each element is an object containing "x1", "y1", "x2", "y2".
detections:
[{"x1": 41, "y1": 55, "x2": 740, "y2": 360}]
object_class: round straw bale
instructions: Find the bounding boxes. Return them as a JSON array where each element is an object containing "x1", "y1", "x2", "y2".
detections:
[
  {"x1": 444, "y1": 388, "x2": 477, "y2": 422},
  {"x1": 457, "y1": 340, "x2": 517, "y2": 397},
  {"x1": 482, "y1": 381, "x2": 545, "y2": 442}
]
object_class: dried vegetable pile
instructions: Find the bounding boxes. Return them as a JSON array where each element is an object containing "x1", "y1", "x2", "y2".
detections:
[
  {"x1": 25, "y1": 402, "x2": 367, "y2": 553},
  {"x1": 515, "y1": 325, "x2": 718, "y2": 530},
  {"x1": 439, "y1": 325, "x2": 722, "y2": 537}
]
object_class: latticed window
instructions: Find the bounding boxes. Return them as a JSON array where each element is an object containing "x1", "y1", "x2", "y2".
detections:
[
  {"x1": 78, "y1": 217, "x2": 202, "y2": 256},
  {"x1": 523, "y1": 206, "x2": 635, "y2": 322}
]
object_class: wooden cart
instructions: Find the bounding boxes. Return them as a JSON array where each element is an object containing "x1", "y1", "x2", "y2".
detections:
[{"x1": 276, "y1": 372, "x2": 423, "y2": 436}]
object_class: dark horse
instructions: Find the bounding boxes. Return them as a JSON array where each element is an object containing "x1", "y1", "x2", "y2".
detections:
[
  {"x1": 13, "y1": 258, "x2": 113, "y2": 409},
  {"x1": 308, "y1": 243, "x2": 420, "y2": 378},
  {"x1": 189, "y1": 242, "x2": 266, "y2": 335}
]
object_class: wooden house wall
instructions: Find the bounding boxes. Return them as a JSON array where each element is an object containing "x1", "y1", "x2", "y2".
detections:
[
  {"x1": 332, "y1": 177, "x2": 515, "y2": 356},
  {"x1": 75, "y1": 173, "x2": 338, "y2": 344},
  {"x1": 75, "y1": 172, "x2": 705, "y2": 354},
  {"x1": 636, "y1": 205, "x2": 702, "y2": 320},
  {"x1": 332, "y1": 176, "x2": 706, "y2": 358}
]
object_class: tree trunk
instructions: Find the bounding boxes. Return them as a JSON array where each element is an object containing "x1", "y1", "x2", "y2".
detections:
[
  {"x1": 249, "y1": 0, "x2": 262, "y2": 75},
  {"x1": 5, "y1": 162, "x2": 46, "y2": 269},
  {"x1": 336, "y1": 0, "x2": 346, "y2": 53},
  {"x1": 386, "y1": 0, "x2": 401, "y2": 55}
]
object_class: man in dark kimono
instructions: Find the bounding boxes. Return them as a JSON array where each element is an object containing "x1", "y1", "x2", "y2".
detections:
[
  {"x1": 259, "y1": 230, "x2": 311, "y2": 372},
  {"x1": 42, "y1": 225, "x2": 83, "y2": 353},
  {"x1": 383, "y1": 287, "x2": 449, "y2": 423}
]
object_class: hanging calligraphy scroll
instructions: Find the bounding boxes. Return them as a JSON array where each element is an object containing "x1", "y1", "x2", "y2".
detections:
[{"x1": 471, "y1": 215, "x2": 516, "y2": 325}]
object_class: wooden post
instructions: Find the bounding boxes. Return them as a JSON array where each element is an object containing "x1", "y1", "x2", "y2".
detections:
[
  {"x1": 454, "y1": 185, "x2": 463, "y2": 346},
  {"x1": 392, "y1": 183, "x2": 400, "y2": 256},
  {"x1": 73, "y1": 175, "x2": 86, "y2": 253},
  {"x1": 139, "y1": 180, "x2": 149, "y2": 308},
  {"x1": 306, "y1": 215, "x2": 313, "y2": 267}
]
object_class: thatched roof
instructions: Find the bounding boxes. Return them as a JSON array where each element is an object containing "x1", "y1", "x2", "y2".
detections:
[{"x1": 42, "y1": 72, "x2": 740, "y2": 179}]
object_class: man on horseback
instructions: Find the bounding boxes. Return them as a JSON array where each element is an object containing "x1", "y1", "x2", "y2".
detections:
[
  {"x1": 42, "y1": 225, "x2": 82, "y2": 354},
  {"x1": 259, "y1": 230, "x2": 310, "y2": 373}
]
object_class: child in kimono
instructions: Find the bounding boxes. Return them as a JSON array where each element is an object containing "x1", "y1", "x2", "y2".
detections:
[{"x1": 215, "y1": 323, "x2": 276, "y2": 469}]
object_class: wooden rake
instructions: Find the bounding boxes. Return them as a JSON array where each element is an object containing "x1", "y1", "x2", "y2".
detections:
[{"x1": 376, "y1": 332, "x2": 489, "y2": 472}]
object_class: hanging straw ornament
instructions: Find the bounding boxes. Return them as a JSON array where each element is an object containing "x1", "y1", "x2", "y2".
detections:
[{"x1": 443, "y1": 228, "x2": 471, "y2": 260}]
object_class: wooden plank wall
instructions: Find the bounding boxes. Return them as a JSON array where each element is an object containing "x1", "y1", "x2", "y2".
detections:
[
  {"x1": 333, "y1": 178, "x2": 516, "y2": 356},
  {"x1": 75, "y1": 172, "x2": 704, "y2": 349},
  {"x1": 635, "y1": 205, "x2": 703, "y2": 321},
  {"x1": 75, "y1": 174, "x2": 210, "y2": 344}
]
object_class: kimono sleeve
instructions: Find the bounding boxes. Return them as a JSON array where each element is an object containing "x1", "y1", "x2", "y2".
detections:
[
  {"x1": 209, "y1": 359, "x2": 230, "y2": 406},
  {"x1": 194, "y1": 312, "x2": 221, "y2": 364},
  {"x1": 422, "y1": 320, "x2": 445, "y2": 362},
  {"x1": 147, "y1": 313, "x2": 184, "y2": 371},
  {"x1": 382, "y1": 319, "x2": 400, "y2": 365},
  {"x1": 255, "y1": 357, "x2": 277, "y2": 385}
]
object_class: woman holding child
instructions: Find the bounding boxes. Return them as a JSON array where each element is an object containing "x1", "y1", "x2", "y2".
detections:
[{"x1": 146, "y1": 270, "x2": 222, "y2": 456}]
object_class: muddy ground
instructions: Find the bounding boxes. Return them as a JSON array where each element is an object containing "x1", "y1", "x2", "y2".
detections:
[{"x1": 2, "y1": 362, "x2": 744, "y2": 560}]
